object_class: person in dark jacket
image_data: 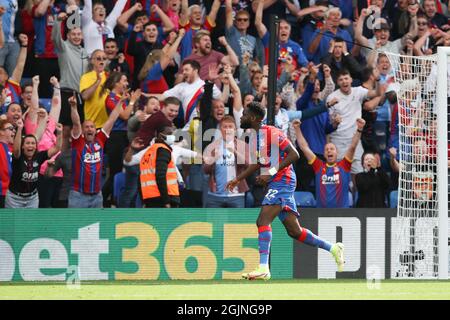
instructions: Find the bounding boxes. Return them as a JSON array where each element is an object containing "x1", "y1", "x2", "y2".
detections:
[
  {"x1": 321, "y1": 37, "x2": 363, "y2": 86},
  {"x1": 355, "y1": 152, "x2": 390, "y2": 208}
]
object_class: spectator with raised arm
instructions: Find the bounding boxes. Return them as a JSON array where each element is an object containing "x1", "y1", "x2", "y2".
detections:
[
  {"x1": 0, "y1": 118, "x2": 14, "y2": 208},
  {"x1": 254, "y1": 0, "x2": 308, "y2": 72},
  {"x1": 178, "y1": 0, "x2": 221, "y2": 61},
  {"x1": 0, "y1": 34, "x2": 28, "y2": 109},
  {"x1": 138, "y1": 28, "x2": 185, "y2": 94},
  {"x1": 295, "y1": 118, "x2": 366, "y2": 208},
  {"x1": 224, "y1": 0, "x2": 264, "y2": 67},
  {"x1": 104, "y1": 38, "x2": 130, "y2": 76},
  {"x1": 5, "y1": 118, "x2": 62, "y2": 208},
  {"x1": 52, "y1": 10, "x2": 88, "y2": 152},
  {"x1": 67, "y1": 90, "x2": 125, "y2": 208},
  {"x1": 307, "y1": 7, "x2": 353, "y2": 64},
  {"x1": 80, "y1": 0, "x2": 127, "y2": 55}
]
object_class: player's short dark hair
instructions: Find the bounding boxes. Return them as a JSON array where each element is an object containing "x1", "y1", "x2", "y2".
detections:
[
  {"x1": 163, "y1": 96, "x2": 181, "y2": 107},
  {"x1": 336, "y1": 68, "x2": 351, "y2": 79},
  {"x1": 246, "y1": 101, "x2": 266, "y2": 120},
  {"x1": 182, "y1": 59, "x2": 201, "y2": 71}
]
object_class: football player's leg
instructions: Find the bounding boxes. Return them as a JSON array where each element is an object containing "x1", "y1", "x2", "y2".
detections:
[
  {"x1": 281, "y1": 213, "x2": 345, "y2": 271},
  {"x1": 242, "y1": 204, "x2": 281, "y2": 280}
]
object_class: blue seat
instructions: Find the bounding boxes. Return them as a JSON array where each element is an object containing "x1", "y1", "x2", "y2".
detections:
[
  {"x1": 113, "y1": 172, "x2": 126, "y2": 205},
  {"x1": 390, "y1": 190, "x2": 398, "y2": 208},
  {"x1": 135, "y1": 195, "x2": 143, "y2": 208},
  {"x1": 245, "y1": 192, "x2": 255, "y2": 208},
  {"x1": 294, "y1": 191, "x2": 316, "y2": 208},
  {"x1": 39, "y1": 99, "x2": 52, "y2": 112}
]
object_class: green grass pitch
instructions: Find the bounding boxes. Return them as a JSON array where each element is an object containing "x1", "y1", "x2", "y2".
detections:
[{"x1": 1, "y1": 280, "x2": 450, "y2": 300}]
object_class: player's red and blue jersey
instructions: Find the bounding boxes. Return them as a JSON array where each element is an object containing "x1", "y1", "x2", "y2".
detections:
[
  {"x1": 261, "y1": 31, "x2": 308, "y2": 72},
  {"x1": 179, "y1": 19, "x2": 214, "y2": 61},
  {"x1": 311, "y1": 156, "x2": 352, "y2": 208},
  {"x1": 0, "y1": 142, "x2": 12, "y2": 196},
  {"x1": 257, "y1": 125, "x2": 299, "y2": 218},
  {"x1": 71, "y1": 130, "x2": 108, "y2": 194},
  {"x1": 140, "y1": 62, "x2": 168, "y2": 94},
  {"x1": 105, "y1": 92, "x2": 128, "y2": 132},
  {"x1": 257, "y1": 125, "x2": 296, "y2": 188},
  {"x1": 32, "y1": 4, "x2": 61, "y2": 58}
]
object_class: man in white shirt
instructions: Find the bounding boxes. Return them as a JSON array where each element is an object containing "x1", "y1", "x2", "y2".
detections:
[
  {"x1": 163, "y1": 60, "x2": 221, "y2": 128},
  {"x1": 81, "y1": 0, "x2": 127, "y2": 55},
  {"x1": 327, "y1": 69, "x2": 382, "y2": 174}
]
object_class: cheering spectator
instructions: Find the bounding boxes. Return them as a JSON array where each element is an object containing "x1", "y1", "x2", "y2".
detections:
[
  {"x1": 423, "y1": 0, "x2": 449, "y2": 29},
  {"x1": 5, "y1": 118, "x2": 62, "y2": 208},
  {"x1": 104, "y1": 38, "x2": 130, "y2": 76},
  {"x1": 138, "y1": 28, "x2": 185, "y2": 94},
  {"x1": 296, "y1": 118, "x2": 366, "y2": 208},
  {"x1": 224, "y1": 0, "x2": 264, "y2": 67},
  {"x1": 307, "y1": 7, "x2": 353, "y2": 64},
  {"x1": 67, "y1": 90, "x2": 125, "y2": 208},
  {"x1": 178, "y1": 0, "x2": 221, "y2": 61},
  {"x1": 80, "y1": 0, "x2": 127, "y2": 55},
  {"x1": 203, "y1": 115, "x2": 249, "y2": 208},
  {"x1": 326, "y1": 69, "x2": 382, "y2": 174},
  {"x1": 0, "y1": 118, "x2": 14, "y2": 208},
  {"x1": 163, "y1": 60, "x2": 222, "y2": 129},
  {"x1": 100, "y1": 72, "x2": 141, "y2": 207},
  {"x1": 255, "y1": 0, "x2": 308, "y2": 71},
  {"x1": 176, "y1": 31, "x2": 239, "y2": 85},
  {"x1": 321, "y1": 38, "x2": 363, "y2": 85},
  {"x1": 52, "y1": 11, "x2": 88, "y2": 152},
  {"x1": 80, "y1": 49, "x2": 108, "y2": 129},
  {"x1": 355, "y1": 151, "x2": 390, "y2": 208},
  {"x1": 298, "y1": 1, "x2": 328, "y2": 55}
]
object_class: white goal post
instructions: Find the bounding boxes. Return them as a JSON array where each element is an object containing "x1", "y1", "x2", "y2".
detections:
[
  {"x1": 385, "y1": 48, "x2": 448, "y2": 279},
  {"x1": 436, "y1": 47, "x2": 449, "y2": 280}
]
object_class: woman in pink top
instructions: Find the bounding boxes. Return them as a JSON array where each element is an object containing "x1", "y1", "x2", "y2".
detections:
[{"x1": 23, "y1": 75, "x2": 63, "y2": 208}]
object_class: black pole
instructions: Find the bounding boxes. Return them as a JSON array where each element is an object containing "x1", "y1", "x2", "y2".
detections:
[{"x1": 266, "y1": 14, "x2": 279, "y2": 126}]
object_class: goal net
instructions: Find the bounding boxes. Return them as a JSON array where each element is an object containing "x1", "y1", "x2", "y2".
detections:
[{"x1": 385, "y1": 50, "x2": 449, "y2": 279}]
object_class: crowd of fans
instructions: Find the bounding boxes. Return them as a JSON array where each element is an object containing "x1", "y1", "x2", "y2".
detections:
[{"x1": 0, "y1": 0, "x2": 448, "y2": 209}]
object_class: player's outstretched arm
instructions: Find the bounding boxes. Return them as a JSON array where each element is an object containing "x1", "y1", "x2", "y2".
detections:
[{"x1": 344, "y1": 118, "x2": 365, "y2": 161}]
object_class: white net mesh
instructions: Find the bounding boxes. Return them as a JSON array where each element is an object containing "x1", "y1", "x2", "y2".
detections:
[{"x1": 385, "y1": 52, "x2": 440, "y2": 278}]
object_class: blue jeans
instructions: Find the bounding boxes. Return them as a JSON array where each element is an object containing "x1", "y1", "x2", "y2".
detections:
[
  {"x1": 205, "y1": 193, "x2": 245, "y2": 208},
  {"x1": 68, "y1": 190, "x2": 103, "y2": 208},
  {"x1": 0, "y1": 41, "x2": 20, "y2": 76},
  {"x1": 118, "y1": 165, "x2": 139, "y2": 208}
]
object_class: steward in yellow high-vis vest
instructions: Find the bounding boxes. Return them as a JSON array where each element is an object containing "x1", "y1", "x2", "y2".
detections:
[{"x1": 139, "y1": 127, "x2": 180, "y2": 208}]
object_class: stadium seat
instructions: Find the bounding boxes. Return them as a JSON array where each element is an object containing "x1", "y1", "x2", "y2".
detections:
[
  {"x1": 390, "y1": 190, "x2": 398, "y2": 208},
  {"x1": 294, "y1": 191, "x2": 316, "y2": 208},
  {"x1": 39, "y1": 99, "x2": 52, "y2": 112},
  {"x1": 113, "y1": 172, "x2": 126, "y2": 205},
  {"x1": 135, "y1": 195, "x2": 143, "y2": 208}
]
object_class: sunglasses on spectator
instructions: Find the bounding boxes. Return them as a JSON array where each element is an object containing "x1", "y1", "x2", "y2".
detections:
[
  {"x1": 95, "y1": 57, "x2": 107, "y2": 61},
  {"x1": 237, "y1": 18, "x2": 249, "y2": 22}
]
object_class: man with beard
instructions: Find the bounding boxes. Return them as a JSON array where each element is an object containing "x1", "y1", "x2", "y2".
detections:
[
  {"x1": 176, "y1": 30, "x2": 239, "y2": 85},
  {"x1": 226, "y1": 101, "x2": 345, "y2": 280}
]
